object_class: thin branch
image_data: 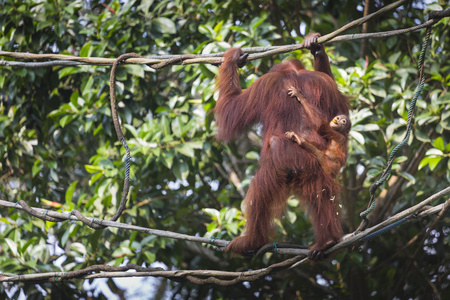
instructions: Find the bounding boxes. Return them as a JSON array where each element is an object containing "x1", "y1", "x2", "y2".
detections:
[
  {"x1": 0, "y1": 60, "x2": 90, "y2": 68},
  {"x1": 360, "y1": 0, "x2": 371, "y2": 58},
  {"x1": 1, "y1": 186, "x2": 448, "y2": 259},
  {"x1": 318, "y1": 0, "x2": 408, "y2": 43},
  {"x1": 0, "y1": 199, "x2": 229, "y2": 248},
  {"x1": 1, "y1": 5, "x2": 448, "y2": 69},
  {"x1": 0, "y1": 254, "x2": 306, "y2": 286},
  {"x1": 0, "y1": 187, "x2": 448, "y2": 285}
]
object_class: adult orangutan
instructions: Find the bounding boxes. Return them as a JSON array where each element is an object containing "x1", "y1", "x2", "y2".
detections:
[{"x1": 214, "y1": 33, "x2": 350, "y2": 259}]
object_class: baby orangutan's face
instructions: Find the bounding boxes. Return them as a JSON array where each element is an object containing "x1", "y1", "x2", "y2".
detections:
[{"x1": 330, "y1": 115, "x2": 351, "y2": 134}]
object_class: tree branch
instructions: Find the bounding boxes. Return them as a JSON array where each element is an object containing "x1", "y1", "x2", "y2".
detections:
[{"x1": 1, "y1": 4, "x2": 448, "y2": 69}]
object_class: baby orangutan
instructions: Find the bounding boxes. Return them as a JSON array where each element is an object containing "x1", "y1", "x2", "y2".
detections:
[{"x1": 285, "y1": 86, "x2": 351, "y2": 179}]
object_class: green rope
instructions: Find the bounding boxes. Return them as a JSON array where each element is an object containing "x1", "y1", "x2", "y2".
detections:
[
  {"x1": 272, "y1": 242, "x2": 278, "y2": 253},
  {"x1": 360, "y1": 26, "x2": 432, "y2": 219}
]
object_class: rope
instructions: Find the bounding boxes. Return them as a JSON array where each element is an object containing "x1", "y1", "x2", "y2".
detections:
[
  {"x1": 107, "y1": 53, "x2": 141, "y2": 223},
  {"x1": 360, "y1": 218, "x2": 408, "y2": 242},
  {"x1": 13, "y1": 54, "x2": 141, "y2": 229},
  {"x1": 272, "y1": 242, "x2": 278, "y2": 253},
  {"x1": 359, "y1": 26, "x2": 432, "y2": 221}
]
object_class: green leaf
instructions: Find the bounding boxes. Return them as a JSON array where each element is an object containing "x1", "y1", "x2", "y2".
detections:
[
  {"x1": 397, "y1": 171, "x2": 416, "y2": 184},
  {"x1": 123, "y1": 65, "x2": 145, "y2": 78},
  {"x1": 50, "y1": 169, "x2": 59, "y2": 182},
  {"x1": 155, "y1": 107, "x2": 168, "y2": 113},
  {"x1": 31, "y1": 218, "x2": 45, "y2": 229},
  {"x1": 120, "y1": 0, "x2": 137, "y2": 15},
  {"x1": 214, "y1": 20, "x2": 224, "y2": 35},
  {"x1": 187, "y1": 141, "x2": 204, "y2": 149},
  {"x1": 37, "y1": 21, "x2": 53, "y2": 31},
  {"x1": 161, "y1": 116, "x2": 171, "y2": 137},
  {"x1": 369, "y1": 85, "x2": 387, "y2": 98},
  {"x1": 172, "y1": 159, "x2": 189, "y2": 181},
  {"x1": 245, "y1": 151, "x2": 260, "y2": 160},
  {"x1": 81, "y1": 75, "x2": 94, "y2": 95},
  {"x1": 432, "y1": 137, "x2": 445, "y2": 151},
  {"x1": 138, "y1": 0, "x2": 154, "y2": 15},
  {"x1": 171, "y1": 117, "x2": 184, "y2": 137},
  {"x1": 225, "y1": 223, "x2": 239, "y2": 235},
  {"x1": 250, "y1": 15, "x2": 267, "y2": 31},
  {"x1": 361, "y1": 124, "x2": 380, "y2": 131},
  {"x1": 350, "y1": 131, "x2": 365, "y2": 144},
  {"x1": 144, "y1": 251, "x2": 156, "y2": 263},
  {"x1": 112, "y1": 247, "x2": 133, "y2": 257},
  {"x1": 198, "y1": 24, "x2": 215, "y2": 37},
  {"x1": 206, "y1": 222, "x2": 218, "y2": 232},
  {"x1": 428, "y1": 157, "x2": 442, "y2": 171},
  {"x1": 80, "y1": 41, "x2": 93, "y2": 57},
  {"x1": 446, "y1": 143, "x2": 450, "y2": 153},
  {"x1": 89, "y1": 172, "x2": 104, "y2": 186},
  {"x1": 415, "y1": 129, "x2": 431, "y2": 143},
  {"x1": 21, "y1": 237, "x2": 38, "y2": 253},
  {"x1": 124, "y1": 124, "x2": 139, "y2": 138},
  {"x1": 65, "y1": 181, "x2": 78, "y2": 204},
  {"x1": 152, "y1": 17, "x2": 176, "y2": 34},
  {"x1": 177, "y1": 143, "x2": 195, "y2": 158},
  {"x1": 70, "y1": 90, "x2": 80, "y2": 107},
  {"x1": 419, "y1": 156, "x2": 443, "y2": 171},
  {"x1": 160, "y1": 150, "x2": 174, "y2": 169},
  {"x1": 60, "y1": 115, "x2": 74, "y2": 128},
  {"x1": 426, "y1": 148, "x2": 443, "y2": 156},
  {"x1": 203, "y1": 208, "x2": 220, "y2": 220},
  {"x1": 385, "y1": 36, "x2": 397, "y2": 49},
  {"x1": 418, "y1": 157, "x2": 431, "y2": 170},
  {"x1": 388, "y1": 51, "x2": 401, "y2": 65},
  {"x1": 85, "y1": 165, "x2": 104, "y2": 173},
  {"x1": 224, "y1": 208, "x2": 239, "y2": 222},
  {"x1": 70, "y1": 242, "x2": 87, "y2": 255},
  {"x1": 24, "y1": 260, "x2": 38, "y2": 269},
  {"x1": 54, "y1": 23, "x2": 62, "y2": 37},
  {"x1": 5, "y1": 238, "x2": 19, "y2": 257},
  {"x1": 32, "y1": 162, "x2": 43, "y2": 177},
  {"x1": 386, "y1": 122, "x2": 404, "y2": 140},
  {"x1": 61, "y1": 225, "x2": 72, "y2": 247}
]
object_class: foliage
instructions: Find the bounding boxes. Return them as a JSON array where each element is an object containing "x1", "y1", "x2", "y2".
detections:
[{"x1": 0, "y1": 0, "x2": 449, "y2": 299}]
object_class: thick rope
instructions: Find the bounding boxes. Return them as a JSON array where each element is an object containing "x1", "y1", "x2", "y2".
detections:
[{"x1": 357, "y1": 26, "x2": 432, "y2": 231}]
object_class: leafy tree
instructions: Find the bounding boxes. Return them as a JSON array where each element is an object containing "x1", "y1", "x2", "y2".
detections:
[{"x1": 0, "y1": 0, "x2": 449, "y2": 298}]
